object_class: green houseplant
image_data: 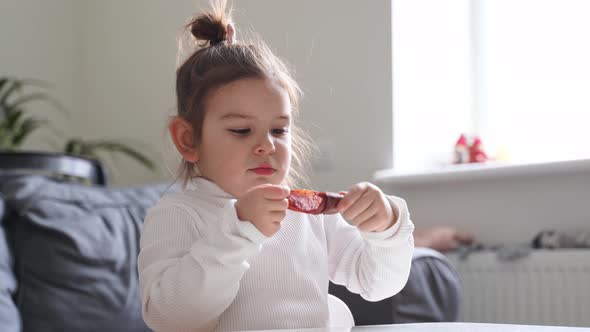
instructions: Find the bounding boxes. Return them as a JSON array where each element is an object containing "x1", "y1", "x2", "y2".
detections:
[
  {"x1": 0, "y1": 77, "x2": 54, "y2": 150},
  {"x1": 0, "y1": 76, "x2": 156, "y2": 177}
]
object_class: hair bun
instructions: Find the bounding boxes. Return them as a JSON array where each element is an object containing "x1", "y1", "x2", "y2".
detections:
[{"x1": 188, "y1": 1, "x2": 233, "y2": 46}]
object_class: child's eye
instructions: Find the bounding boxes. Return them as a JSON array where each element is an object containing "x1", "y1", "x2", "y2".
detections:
[
  {"x1": 272, "y1": 128, "x2": 289, "y2": 136},
  {"x1": 229, "y1": 129, "x2": 251, "y2": 135}
]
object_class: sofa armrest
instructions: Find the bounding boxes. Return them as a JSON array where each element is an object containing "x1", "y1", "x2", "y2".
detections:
[{"x1": 0, "y1": 197, "x2": 21, "y2": 332}]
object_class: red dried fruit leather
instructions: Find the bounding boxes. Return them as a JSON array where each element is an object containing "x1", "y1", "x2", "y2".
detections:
[{"x1": 287, "y1": 189, "x2": 343, "y2": 215}]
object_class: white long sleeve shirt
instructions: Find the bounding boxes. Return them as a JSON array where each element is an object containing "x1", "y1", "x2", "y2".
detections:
[{"x1": 138, "y1": 177, "x2": 414, "y2": 332}]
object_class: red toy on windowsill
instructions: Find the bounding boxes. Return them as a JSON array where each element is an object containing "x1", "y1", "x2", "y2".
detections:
[
  {"x1": 469, "y1": 136, "x2": 488, "y2": 163},
  {"x1": 453, "y1": 134, "x2": 470, "y2": 164},
  {"x1": 453, "y1": 134, "x2": 489, "y2": 164}
]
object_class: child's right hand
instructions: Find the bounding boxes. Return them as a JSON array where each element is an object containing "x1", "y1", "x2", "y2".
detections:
[{"x1": 235, "y1": 184, "x2": 290, "y2": 237}]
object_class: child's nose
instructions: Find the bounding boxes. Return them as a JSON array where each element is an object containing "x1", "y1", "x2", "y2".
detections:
[{"x1": 254, "y1": 134, "x2": 276, "y2": 155}]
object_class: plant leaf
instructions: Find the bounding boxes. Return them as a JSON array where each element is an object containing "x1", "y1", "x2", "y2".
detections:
[
  {"x1": 65, "y1": 139, "x2": 156, "y2": 171},
  {"x1": 64, "y1": 138, "x2": 84, "y2": 155},
  {"x1": 0, "y1": 78, "x2": 8, "y2": 98},
  {"x1": 0, "y1": 79, "x2": 68, "y2": 117},
  {"x1": 0, "y1": 80, "x2": 22, "y2": 106},
  {"x1": 96, "y1": 141, "x2": 156, "y2": 170},
  {"x1": 8, "y1": 92, "x2": 49, "y2": 109},
  {"x1": 12, "y1": 117, "x2": 45, "y2": 146},
  {"x1": 4, "y1": 109, "x2": 24, "y2": 129}
]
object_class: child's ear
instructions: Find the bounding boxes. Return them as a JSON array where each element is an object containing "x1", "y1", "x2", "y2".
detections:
[{"x1": 169, "y1": 117, "x2": 199, "y2": 163}]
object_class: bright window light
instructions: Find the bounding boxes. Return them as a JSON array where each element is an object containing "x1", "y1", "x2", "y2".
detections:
[{"x1": 393, "y1": 0, "x2": 590, "y2": 172}]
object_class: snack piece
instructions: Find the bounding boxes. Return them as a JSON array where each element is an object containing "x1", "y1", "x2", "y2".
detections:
[{"x1": 287, "y1": 189, "x2": 343, "y2": 215}]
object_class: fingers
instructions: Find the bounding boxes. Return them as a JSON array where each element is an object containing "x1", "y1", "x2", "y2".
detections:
[
  {"x1": 341, "y1": 192, "x2": 376, "y2": 224},
  {"x1": 263, "y1": 185, "x2": 289, "y2": 214},
  {"x1": 336, "y1": 182, "x2": 395, "y2": 232},
  {"x1": 352, "y1": 200, "x2": 380, "y2": 226},
  {"x1": 269, "y1": 210, "x2": 286, "y2": 223},
  {"x1": 268, "y1": 198, "x2": 289, "y2": 212},
  {"x1": 357, "y1": 213, "x2": 386, "y2": 232},
  {"x1": 259, "y1": 218, "x2": 282, "y2": 236},
  {"x1": 262, "y1": 184, "x2": 290, "y2": 200},
  {"x1": 236, "y1": 184, "x2": 291, "y2": 237},
  {"x1": 337, "y1": 182, "x2": 371, "y2": 212}
]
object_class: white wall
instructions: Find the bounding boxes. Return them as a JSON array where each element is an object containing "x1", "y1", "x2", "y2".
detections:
[
  {"x1": 78, "y1": 1, "x2": 196, "y2": 185},
  {"x1": 0, "y1": 0, "x2": 82, "y2": 151},
  {"x1": 2, "y1": 0, "x2": 393, "y2": 189}
]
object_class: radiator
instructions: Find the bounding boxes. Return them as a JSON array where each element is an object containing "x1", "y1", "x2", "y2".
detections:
[{"x1": 446, "y1": 249, "x2": 590, "y2": 327}]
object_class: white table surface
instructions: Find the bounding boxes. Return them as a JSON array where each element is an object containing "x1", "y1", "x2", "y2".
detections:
[{"x1": 247, "y1": 323, "x2": 590, "y2": 332}]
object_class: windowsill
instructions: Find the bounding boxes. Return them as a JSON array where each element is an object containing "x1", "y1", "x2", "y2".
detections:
[{"x1": 373, "y1": 158, "x2": 590, "y2": 186}]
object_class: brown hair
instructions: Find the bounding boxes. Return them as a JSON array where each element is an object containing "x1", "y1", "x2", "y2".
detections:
[{"x1": 174, "y1": 0, "x2": 314, "y2": 188}]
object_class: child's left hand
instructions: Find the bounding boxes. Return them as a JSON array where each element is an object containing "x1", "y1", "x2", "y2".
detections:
[{"x1": 336, "y1": 182, "x2": 397, "y2": 233}]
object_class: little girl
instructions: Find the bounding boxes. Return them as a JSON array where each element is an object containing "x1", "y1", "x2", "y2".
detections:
[{"x1": 138, "y1": 2, "x2": 414, "y2": 331}]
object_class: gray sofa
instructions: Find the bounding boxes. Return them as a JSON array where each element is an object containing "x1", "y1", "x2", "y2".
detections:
[{"x1": 0, "y1": 175, "x2": 460, "y2": 331}]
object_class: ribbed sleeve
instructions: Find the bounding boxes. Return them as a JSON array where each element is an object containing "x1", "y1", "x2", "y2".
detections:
[
  {"x1": 325, "y1": 195, "x2": 415, "y2": 301},
  {"x1": 138, "y1": 199, "x2": 266, "y2": 332}
]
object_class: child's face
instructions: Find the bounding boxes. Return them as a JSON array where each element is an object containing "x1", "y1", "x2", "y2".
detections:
[{"x1": 196, "y1": 78, "x2": 292, "y2": 197}]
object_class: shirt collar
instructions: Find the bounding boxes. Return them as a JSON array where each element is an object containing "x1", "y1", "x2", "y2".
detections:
[{"x1": 187, "y1": 177, "x2": 235, "y2": 199}]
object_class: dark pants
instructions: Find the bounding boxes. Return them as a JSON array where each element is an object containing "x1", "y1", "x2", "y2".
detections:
[{"x1": 329, "y1": 247, "x2": 461, "y2": 325}]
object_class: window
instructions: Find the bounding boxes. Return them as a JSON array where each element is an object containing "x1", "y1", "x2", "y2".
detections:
[{"x1": 392, "y1": 0, "x2": 590, "y2": 172}]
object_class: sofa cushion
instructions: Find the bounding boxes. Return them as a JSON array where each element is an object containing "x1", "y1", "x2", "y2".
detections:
[
  {"x1": 0, "y1": 196, "x2": 21, "y2": 332},
  {"x1": 391, "y1": 247, "x2": 461, "y2": 323},
  {"x1": 1, "y1": 175, "x2": 169, "y2": 332}
]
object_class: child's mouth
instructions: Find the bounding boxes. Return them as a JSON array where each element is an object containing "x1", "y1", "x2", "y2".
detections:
[{"x1": 250, "y1": 168, "x2": 275, "y2": 175}]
